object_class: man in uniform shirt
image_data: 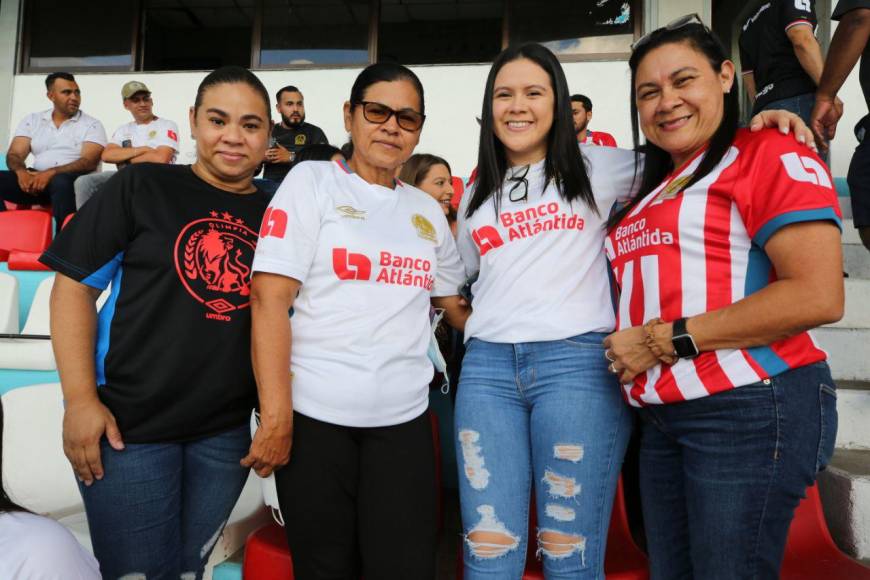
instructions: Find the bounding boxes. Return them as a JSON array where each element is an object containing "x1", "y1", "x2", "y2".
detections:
[
  {"x1": 739, "y1": 0, "x2": 830, "y2": 125},
  {"x1": 258, "y1": 85, "x2": 328, "y2": 194},
  {"x1": 811, "y1": 0, "x2": 870, "y2": 251},
  {"x1": 570, "y1": 94, "x2": 617, "y2": 147},
  {"x1": 74, "y1": 81, "x2": 180, "y2": 208},
  {"x1": 0, "y1": 72, "x2": 106, "y2": 231}
]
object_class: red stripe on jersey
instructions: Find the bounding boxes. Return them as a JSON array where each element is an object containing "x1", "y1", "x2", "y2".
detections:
[
  {"x1": 629, "y1": 259, "x2": 645, "y2": 328},
  {"x1": 652, "y1": 365, "x2": 685, "y2": 403},
  {"x1": 693, "y1": 355, "x2": 735, "y2": 396},
  {"x1": 703, "y1": 182, "x2": 734, "y2": 311},
  {"x1": 784, "y1": 19, "x2": 813, "y2": 31}
]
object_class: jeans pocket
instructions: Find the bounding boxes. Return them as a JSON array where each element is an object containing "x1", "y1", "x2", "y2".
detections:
[
  {"x1": 561, "y1": 332, "x2": 607, "y2": 349},
  {"x1": 816, "y1": 381, "x2": 838, "y2": 473}
]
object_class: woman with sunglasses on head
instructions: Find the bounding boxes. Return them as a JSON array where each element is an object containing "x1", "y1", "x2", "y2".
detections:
[
  {"x1": 41, "y1": 66, "x2": 272, "y2": 578},
  {"x1": 246, "y1": 62, "x2": 468, "y2": 579},
  {"x1": 454, "y1": 41, "x2": 817, "y2": 580},
  {"x1": 603, "y1": 16, "x2": 843, "y2": 579}
]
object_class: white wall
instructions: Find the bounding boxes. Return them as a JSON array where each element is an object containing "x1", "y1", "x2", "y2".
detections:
[{"x1": 8, "y1": 60, "x2": 635, "y2": 180}]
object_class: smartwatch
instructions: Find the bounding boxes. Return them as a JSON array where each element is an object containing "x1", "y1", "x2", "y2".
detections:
[{"x1": 671, "y1": 317, "x2": 699, "y2": 359}]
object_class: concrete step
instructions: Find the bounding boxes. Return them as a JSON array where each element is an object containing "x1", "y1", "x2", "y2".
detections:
[
  {"x1": 818, "y1": 448, "x2": 870, "y2": 560},
  {"x1": 845, "y1": 244, "x2": 870, "y2": 279},
  {"x1": 843, "y1": 219, "x2": 863, "y2": 246},
  {"x1": 813, "y1": 328, "x2": 870, "y2": 382},
  {"x1": 836, "y1": 381, "x2": 870, "y2": 451},
  {"x1": 829, "y1": 279, "x2": 870, "y2": 329}
]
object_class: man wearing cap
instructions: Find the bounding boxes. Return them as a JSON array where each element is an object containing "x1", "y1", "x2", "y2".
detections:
[
  {"x1": 74, "y1": 80, "x2": 180, "y2": 208},
  {"x1": 0, "y1": 71, "x2": 106, "y2": 231}
]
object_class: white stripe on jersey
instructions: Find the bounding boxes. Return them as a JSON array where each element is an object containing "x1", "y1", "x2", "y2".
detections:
[
  {"x1": 677, "y1": 167, "x2": 710, "y2": 318},
  {"x1": 618, "y1": 260, "x2": 634, "y2": 328},
  {"x1": 638, "y1": 360, "x2": 664, "y2": 405},
  {"x1": 716, "y1": 349, "x2": 761, "y2": 387},
  {"x1": 729, "y1": 202, "x2": 751, "y2": 302},
  {"x1": 668, "y1": 358, "x2": 710, "y2": 401},
  {"x1": 638, "y1": 255, "x2": 664, "y2": 405}
]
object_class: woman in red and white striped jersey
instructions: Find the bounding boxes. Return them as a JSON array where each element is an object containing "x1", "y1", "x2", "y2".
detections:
[{"x1": 604, "y1": 15, "x2": 844, "y2": 579}]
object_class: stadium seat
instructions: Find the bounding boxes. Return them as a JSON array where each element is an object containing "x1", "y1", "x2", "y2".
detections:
[
  {"x1": 0, "y1": 271, "x2": 19, "y2": 334},
  {"x1": 243, "y1": 410, "x2": 444, "y2": 579},
  {"x1": 780, "y1": 482, "x2": 870, "y2": 579},
  {"x1": 456, "y1": 476, "x2": 648, "y2": 579},
  {"x1": 8, "y1": 250, "x2": 50, "y2": 271},
  {"x1": 0, "y1": 210, "x2": 52, "y2": 262},
  {"x1": 0, "y1": 275, "x2": 55, "y2": 370}
]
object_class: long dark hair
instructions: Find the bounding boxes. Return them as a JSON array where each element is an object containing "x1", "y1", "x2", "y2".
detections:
[
  {"x1": 608, "y1": 23, "x2": 739, "y2": 229},
  {"x1": 1, "y1": 399, "x2": 27, "y2": 513},
  {"x1": 465, "y1": 43, "x2": 595, "y2": 218}
]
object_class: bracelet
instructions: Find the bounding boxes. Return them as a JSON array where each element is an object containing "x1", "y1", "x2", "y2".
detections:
[{"x1": 644, "y1": 318, "x2": 677, "y2": 365}]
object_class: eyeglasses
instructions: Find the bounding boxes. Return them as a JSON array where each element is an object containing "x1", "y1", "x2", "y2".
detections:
[
  {"x1": 355, "y1": 101, "x2": 425, "y2": 132},
  {"x1": 631, "y1": 13, "x2": 708, "y2": 52},
  {"x1": 507, "y1": 164, "x2": 530, "y2": 203}
]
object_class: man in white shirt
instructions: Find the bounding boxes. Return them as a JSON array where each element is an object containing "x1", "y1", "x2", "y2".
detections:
[
  {"x1": 0, "y1": 72, "x2": 107, "y2": 231},
  {"x1": 74, "y1": 80, "x2": 180, "y2": 208}
]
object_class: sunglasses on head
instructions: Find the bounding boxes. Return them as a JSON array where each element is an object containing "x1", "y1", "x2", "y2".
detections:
[
  {"x1": 631, "y1": 13, "x2": 709, "y2": 52},
  {"x1": 355, "y1": 101, "x2": 425, "y2": 132}
]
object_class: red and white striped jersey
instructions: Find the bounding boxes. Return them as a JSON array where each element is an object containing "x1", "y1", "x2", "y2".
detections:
[
  {"x1": 604, "y1": 128, "x2": 841, "y2": 407},
  {"x1": 580, "y1": 130, "x2": 618, "y2": 147}
]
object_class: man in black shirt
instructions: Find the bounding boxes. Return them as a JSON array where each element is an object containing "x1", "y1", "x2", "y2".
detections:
[
  {"x1": 811, "y1": 0, "x2": 870, "y2": 251},
  {"x1": 740, "y1": 0, "x2": 828, "y2": 124},
  {"x1": 259, "y1": 85, "x2": 328, "y2": 194}
]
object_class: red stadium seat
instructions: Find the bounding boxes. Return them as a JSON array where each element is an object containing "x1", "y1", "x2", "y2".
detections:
[
  {"x1": 243, "y1": 410, "x2": 444, "y2": 579},
  {"x1": 0, "y1": 210, "x2": 52, "y2": 261},
  {"x1": 457, "y1": 476, "x2": 648, "y2": 579},
  {"x1": 780, "y1": 482, "x2": 870, "y2": 579},
  {"x1": 7, "y1": 250, "x2": 50, "y2": 271}
]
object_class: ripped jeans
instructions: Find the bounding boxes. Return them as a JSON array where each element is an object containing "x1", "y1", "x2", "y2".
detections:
[
  {"x1": 78, "y1": 423, "x2": 251, "y2": 580},
  {"x1": 455, "y1": 334, "x2": 632, "y2": 579}
]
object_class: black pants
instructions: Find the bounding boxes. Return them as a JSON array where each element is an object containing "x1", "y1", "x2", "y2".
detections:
[
  {"x1": 276, "y1": 411, "x2": 437, "y2": 580},
  {"x1": 0, "y1": 170, "x2": 84, "y2": 232},
  {"x1": 849, "y1": 123, "x2": 870, "y2": 229}
]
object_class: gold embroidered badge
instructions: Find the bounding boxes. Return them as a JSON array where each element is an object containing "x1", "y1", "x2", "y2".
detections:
[
  {"x1": 656, "y1": 174, "x2": 693, "y2": 201},
  {"x1": 412, "y1": 214, "x2": 437, "y2": 243}
]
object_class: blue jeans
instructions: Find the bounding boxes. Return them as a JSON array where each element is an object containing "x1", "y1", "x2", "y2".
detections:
[
  {"x1": 638, "y1": 362, "x2": 838, "y2": 580},
  {"x1": 78, "y1": 424, "x2": 251, "y2": 580},
  {"x1": 455, "y1": 333, "x2": 633, "y2": 579}
]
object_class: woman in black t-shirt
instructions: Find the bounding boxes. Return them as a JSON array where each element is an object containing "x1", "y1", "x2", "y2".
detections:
[{"x1": 41, "y1": 66, "x2": 272, "y2": 578}]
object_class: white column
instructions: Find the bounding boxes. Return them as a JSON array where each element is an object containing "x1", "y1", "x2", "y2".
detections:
[{"x1": 0, "y1": 0, "x2": 21, "y2": 149}]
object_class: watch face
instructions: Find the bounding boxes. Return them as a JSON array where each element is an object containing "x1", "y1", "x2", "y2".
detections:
[{"x1": 673, "y1": 334, "x2": 699, "y2": 358}]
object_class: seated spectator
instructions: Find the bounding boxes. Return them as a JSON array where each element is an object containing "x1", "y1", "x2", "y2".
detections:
[
  {"x1": 0, "y1": 400, "x2": 101, "y2": 579},
  {"x1": 295, "y1": 143, "x2": 344, "y2": 163},
  {"x1": 0, "y1": 72, "x2": 106, "y2": 231},
  {"x1": 399, "y1": 153, "x2": 457, "y2": 235},
  {"x1": 257, "y1": 85, "x2": 328, "y2": 194},
  {"x1": 74, "y1": 81, "x2": 180, "y2": 208},
  {"x1": 571, "y1": 93, "x2": 618, "y2": 146}
]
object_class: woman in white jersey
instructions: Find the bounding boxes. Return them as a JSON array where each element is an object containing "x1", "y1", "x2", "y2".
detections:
[
  {"x1": 603, "y1": 18, "x2": 843, "y2": 579},
  {"x1": 246, "y1": 63, "x2": 467, "y2": 579},
  {"x1": 454, "y1": 41, "x2": 816, "y2": 579}
]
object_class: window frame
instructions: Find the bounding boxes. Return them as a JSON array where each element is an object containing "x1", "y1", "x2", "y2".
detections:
[
  {"x1": 20, "y1": 0, "x2": 141, "y2": 73},
  {"x1": 18, "y1": 0, "x2": 642, "y2": 73}
]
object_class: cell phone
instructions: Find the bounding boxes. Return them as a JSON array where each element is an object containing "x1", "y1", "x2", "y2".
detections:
[
  {"x1": 121, "y1": 139, "x2": 132, "y2": 148},
  {"x1": 269, "y1": 136, "x2": 278, "y2": 148}
]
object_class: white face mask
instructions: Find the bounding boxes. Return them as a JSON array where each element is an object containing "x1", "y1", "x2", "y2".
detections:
[{"x1": 428, "y1": 308, "x2": 449, "y2": 393}]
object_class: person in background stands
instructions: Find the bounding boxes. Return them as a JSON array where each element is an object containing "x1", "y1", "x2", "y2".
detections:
[
  {"x1": 811, "y1": 0, "x2": 870, "y2": 252},
  {"x1": 0, "y1": 72, "x2": 106, "y2": 231},
  {"x1": 258, "y1": 85, "x2": 328, "y2": 194},
  {"x1": 571, "y1": 94, "x2": 617, "y2": 146},
  {"x1": 740, "y1": 0, "x2": 834, "y2": 126},
  {"x1": 294, "y1": 143, "x2": 344, "y2": 163},
  {"x1": 399, "y1": 153, "x2": 458, "y2": 235},
  {"x1": 74, "y1": 80, "x2": 180, "y2": 209}
]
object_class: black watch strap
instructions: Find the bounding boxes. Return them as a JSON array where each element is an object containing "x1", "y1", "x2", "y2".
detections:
[{"x1": 672, "y1": 317, "x2": 700, "y2": 359}]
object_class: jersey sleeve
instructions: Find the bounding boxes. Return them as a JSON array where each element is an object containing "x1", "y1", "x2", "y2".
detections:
[
  {"x1": 454, "y1": 184, "x2": 480, "y2": 279},
  {"x1": 251, "y1": 162, "x2": 323, "y2": 283},
  {"x1": 13, "y1": 113, "x2": 38, "y2": 139},
  {"x1": 734, "y1": 130, "x2": 841, "y2": 247},
  {"x1": 39, "y1": 169, "x2": 136, "y2": 289},
  {"x1": 832, "y1": 0, "x2": 870, "y2": 20},
  {"x1": 83, "y1": 118, "x2": 108, "y2": 147},
  {"x1": 313, "y1": 127, "x2": 328, "y2": 145},
  {"x1": 599, "y1": 132, "x2": 617, "y2": 147},
  {"x1": 782, "y1": 0, "x2": 817, "y2": 30},
  {"x1": 432, "y1": 214, "x2": 464, "y2": 297},
  {"x1": 154, "y1": 120, "x2": 180, "y2": 150}
]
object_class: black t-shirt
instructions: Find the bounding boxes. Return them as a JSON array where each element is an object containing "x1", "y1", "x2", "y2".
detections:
[
  {"x1": 740, "y1": 0, "x2": 819, "y2": 113},
  {"x1": 40, "y1": 164, "x2": 269, "y2": 443},
  {"x1": 262, "y1": 122, "x2": 328, "y2": 182},
  {"x1": 833, "y1": 0, "x2": 870, "y2": 111}
]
